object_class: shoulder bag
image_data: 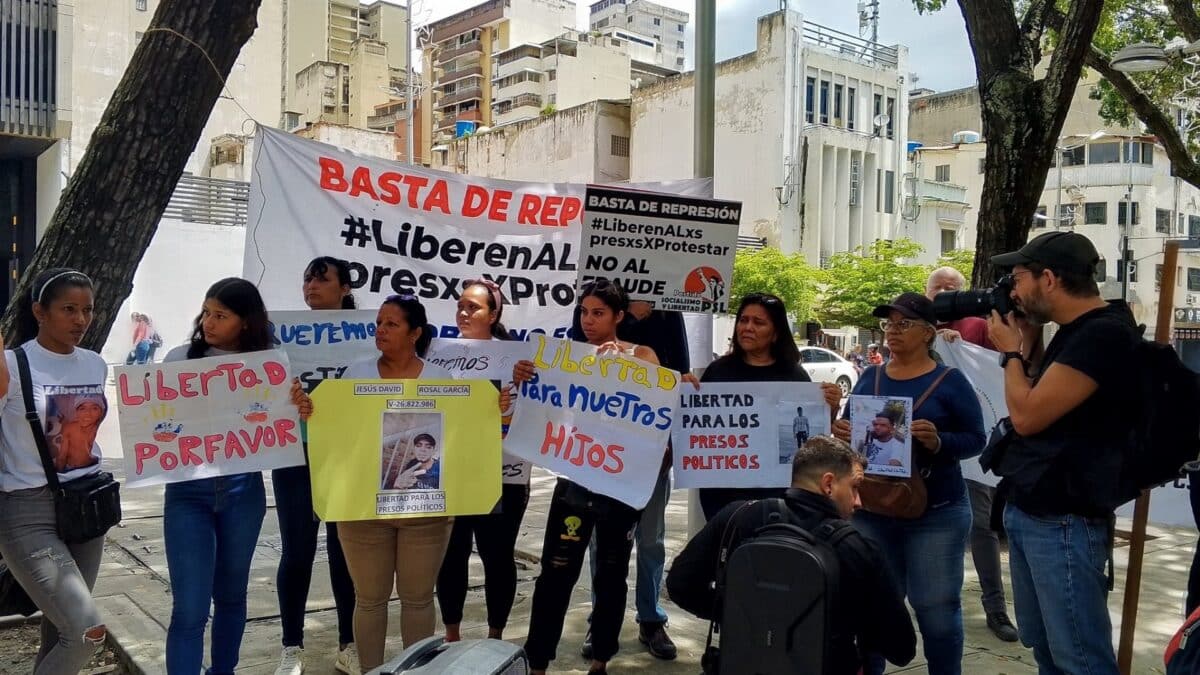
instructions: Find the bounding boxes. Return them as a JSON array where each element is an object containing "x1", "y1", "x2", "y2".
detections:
[{"x1": 14, "y1": 347, "x2": 122, "y2": 544}]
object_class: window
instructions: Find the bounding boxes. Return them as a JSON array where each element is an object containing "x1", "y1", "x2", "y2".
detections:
[
  {"x1": 1088, "y1": 142, "x2": 1120, "y2": 164},
  {"x1": 884, "y1": 170, "x2": 895, "y2": 214},
  {"x1": 653, "y1": 17, "x2": 661, "y2": 25},
  {"x1": 847, "y1": 87, "x2": 856, "y2": 130},
  {"x1": 1190, "y1": 215, "x2": 1200, "y2": 237},
  {"x1": 547, "y1": 69, "x2": 556, "y2": 81},
  {"x1": 678, "y1": 23, "x2": 685, "y2": 31},
  {"x1": 940, "y1": 229, "x2": 957, "y2": 254},
  {"x1": 873, "y1": 93, "x2": 882, "y2": 132},
  {"x1": 1033, "y1": 205, "x2": 1047, "y2": 228},
  {"x1": 1059, "y1": 204, "x2": 1074, "y2": 225},
  {"x1": 134, "y1": 31, "x2": 144, "y2": 45},
  {"x1": 1123, "y1": 141, "x2": 1141, "y2": 163},
  {"x1": 611, "y1": 135, "x2": 629, "y2": 157},
  {"x1": 1117, "y1": 201, "x2": 1140, "y2": 225},
  {"x1": 834, "y1": 84, "x2": 843, "y2": 125},
  {"x1": 876, "y1": 169, "x2": 882, "y2": 211},
  {"x1": 805, "y1": 77, "x2": 815, "y2": 123},
  {"x1": 1190, "y1": 268, "x2": 1200, "y2": 292},
  {"x1": 1095, "y1": 257, "x2": 1107, "y2": 282},
  {"x1": 1142, "y1": 142, "x2": 1154, "y2": 165},
  {"x1": 676, "y1": 56, "x2": 684, "y2": 67},
  {"x1": 1157, "y1": 264, "x2": 1164, "y2": 290},
  {"x1": 886, "y1": 97, "x2": 895, "y2": 139},
  {"x1": 135, "y1": 0, "x2": 147, "y2": 9},
  {"x1": 1180, "y1": 213, "x2": 1187, "y2": 234},
  {"x1": 1118, "y1": 252, "x2": 1137, "y2": 282},
  {"x1": 676, "y1": 40, "x2": 684, "y2": 49},
  {"x1": 1157, "y1": 208, "x2": 1173, "y2": 233},
  {"x1": 935, "y1": 165, "x2": 950, "y2": 182},
  {"x1": 1061, "y1": 146, "x2": 1085, "y2": 166},
  {"x1": 819, "y1": 80, "x2": 830, "y2": 124},
  {"x1": 653, "y1": 34, "x2": 660, "y2": 40},
  {"x1": 978, "y1": 158, "x2": 985, "y2": 174},
  {"x1": 1083, "y1": 202, "x2": 1107, "y2": 224}
]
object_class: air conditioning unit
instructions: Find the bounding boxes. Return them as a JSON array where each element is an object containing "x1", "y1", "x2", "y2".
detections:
[{"x1": 849, "y1": 158, "x2": 861, "y2": 207}]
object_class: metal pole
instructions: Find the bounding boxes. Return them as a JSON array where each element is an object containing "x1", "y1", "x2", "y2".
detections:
[
  {"x1": 694, "y1": 0, "x2": 715, "y2": 179},
  {"x1": 405, "y1": 6, "x2": 414, "y2": 165},
  {"x1": 1122, "y1": 142, "x2": 1134, "y2": 300},
  {"x1": 1117, "y1": 240, "x2": 1179, "y2": 673},
  {"x1": 1054, "y1": 141, "x2": 1062, "y2": 228}
]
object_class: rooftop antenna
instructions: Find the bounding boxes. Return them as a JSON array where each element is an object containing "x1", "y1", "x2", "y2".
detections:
[{"x1": 858, "y1": 1, "x2": 880, "y2": 44}]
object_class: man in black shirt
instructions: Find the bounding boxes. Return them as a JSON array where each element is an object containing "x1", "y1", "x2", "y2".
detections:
[
  {"x1": 986, "y1": 231, "x2": 1139, "y2": 675},
  {"x1": 666, "y1": 437, "x2": 915, "y2": 675}
]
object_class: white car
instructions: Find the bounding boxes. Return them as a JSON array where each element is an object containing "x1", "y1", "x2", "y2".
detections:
[{"x1": 799, "y1": 346, "x2": 859, "y2": 397}]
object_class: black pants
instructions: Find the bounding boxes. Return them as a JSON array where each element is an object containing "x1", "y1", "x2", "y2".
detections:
[
  {"x1": 272, "y1": 464, "x2": 357, "y2": 647},
  {"x1": 525, "y1": 479, "x2": 641, "y2": 669},
  {"x1": 698, "y1": 487, "x2": 787, "y2": 521},
  {"x1": 1189, "y1": 469, "x2": 1200, "y2": 615},
  {"x1": 437, "y1": 483, "x2": 530, "y2": 628}
]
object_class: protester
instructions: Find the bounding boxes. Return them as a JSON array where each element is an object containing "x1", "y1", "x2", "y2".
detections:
[
  {"x1": 273, "y1": 257, "x2": 359, "y2": 675},
  {"x1": 0, "y1": 269, "x2": 110, "y2": 673},
  {"x1": 126, "y1": 313, "x2": 155, "y2": 364},
  {"x1": 833, "y1": 292, "x2": 985, "y2": 675},
  {"x1": 515, "y1": 279, "x2": 669, "y2": 675},
  {"x1": 162, "y1": 277, "x2": 311, "y2": 674},
  {"x1": 847, "y1": 344, "x2": 866, "y2": 372},
  {"x1": 697, "y1": 293, "x2": 842, "y2": 520},
  {"x1": 437, "y1": 279, "x2": 530, "y2": 643},
  {"x1": 307, "y1": 294, "x2": 454, "y2": 670},
  {"x1": 924, "y1": 267, "x2": 1017, "y2": 642},
  {"x1": 985, "y1": 232, "x2": 1139, "y2": 674},
  {"x1": 867, "y1": 343, "x2": 884, "y2": 365},
  {"x1": 667, "y1": 437, "x2": 916, "y2": 675}
]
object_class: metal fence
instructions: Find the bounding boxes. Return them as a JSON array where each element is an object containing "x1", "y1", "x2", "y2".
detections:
[
  {"x1": 0, "y1": 0, "x2": 58, "y2": 139},
  {"x1": 163, "y1": 174, "x2": 249, "y2": 228}
]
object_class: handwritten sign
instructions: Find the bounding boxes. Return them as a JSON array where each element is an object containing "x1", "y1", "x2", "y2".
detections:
[
  {"x1": 307, "y1": 379, "x2": 501, "y2": 519},
  {"x1": 116, "y1": 351, "x2": 304, "y2": 488},
  {"x1": 269, "y1": 310, "x2": 378, "y2": 391},
  {"x1": 504, "y1": 335, "x2": 678, "y2": 508},
  {"x1": 672, "y1": 382, "x2": 829, "y2": 488},
  {"x1": 579, "y1": 185, "x2": 740, "y2": 313},
  {"x1": 426, "y1": 338, "x2": 534, "y2": 484},
  {"x1": 848, "y1": 395, "x2": 913, "y2": 477}
]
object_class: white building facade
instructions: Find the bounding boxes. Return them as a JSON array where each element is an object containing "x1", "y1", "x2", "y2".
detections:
[
  {"x1": 630, "y1": 10, "x2": 911, "y2": 266},
  {"x1": 588, "y1": 0, "x2": 688, "y2": 71}
]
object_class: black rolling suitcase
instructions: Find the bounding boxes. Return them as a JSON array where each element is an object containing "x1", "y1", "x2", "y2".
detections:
[{"x1": 368, "y1": 637, "x2": 529, "y2": 674}]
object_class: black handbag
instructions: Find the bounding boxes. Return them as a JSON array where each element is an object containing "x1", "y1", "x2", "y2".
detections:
[
  {"x1": 14, "y1": 347, "x2": 122, "y2": 544},
  {"x1": 0, "y1": 555, "x2": 37, "y2": 617}
]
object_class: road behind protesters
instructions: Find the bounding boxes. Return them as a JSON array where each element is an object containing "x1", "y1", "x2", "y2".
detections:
[{"x1": 666, "y1": 437, "x2": 916, "y2": 675}]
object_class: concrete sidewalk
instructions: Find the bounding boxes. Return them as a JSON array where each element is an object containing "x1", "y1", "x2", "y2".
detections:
[{"x1": 89, "y1": 458, "x2": 1194, "y2": 675}]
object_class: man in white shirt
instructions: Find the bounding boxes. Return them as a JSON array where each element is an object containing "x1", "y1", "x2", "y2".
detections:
[{"x1": 863, "y1": 413, "x2": 905, "y2": 469}]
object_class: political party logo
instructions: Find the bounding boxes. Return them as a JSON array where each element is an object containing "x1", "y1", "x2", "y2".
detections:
[{"x1": 684, "y1": 266, "x2": 727, "y2": 311}]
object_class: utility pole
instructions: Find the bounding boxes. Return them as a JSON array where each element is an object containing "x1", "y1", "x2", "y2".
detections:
[
  {"x1": 694, "y1": 0, "x2": 715, "y2": 180},
  {"x1": 405, "y1": 3, "x2": 414, "y2": 166}
]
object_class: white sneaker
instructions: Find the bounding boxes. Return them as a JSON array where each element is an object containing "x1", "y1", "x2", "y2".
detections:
[
  {"x1": 274, "y1": 646, "x2": 304, "y2": 675},
  {"x1": 335, "y1": 643, "x2": 362, "y2": 675}
]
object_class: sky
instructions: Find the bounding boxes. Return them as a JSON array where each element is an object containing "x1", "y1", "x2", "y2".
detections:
[{"x1": 419, "y1": 0, "x2": 978, "y2": 93}]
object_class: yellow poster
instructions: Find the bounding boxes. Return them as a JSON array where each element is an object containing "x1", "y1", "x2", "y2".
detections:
[{"x1": 308, "y1": 379, "x2": 501, "y2": 520}]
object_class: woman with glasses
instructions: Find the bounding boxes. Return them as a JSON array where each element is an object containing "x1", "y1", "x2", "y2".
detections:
[
  {"x1": 303, "y1": 294, "x2": 454, "y2": 670},
  {"x1": 833, "y1": 292, "x2": 985, "y2": 675},
  {"x1": 436, "y1": 278, "x2": 531, "y2": 644},
  {"x1": 697, "y1": 293, "x2": 843, "y2": 520}
]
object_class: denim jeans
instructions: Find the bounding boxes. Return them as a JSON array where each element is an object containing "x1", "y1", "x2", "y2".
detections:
[
  {"x1": 272, "y1": 464, "x2": 356, "y2": 647},
  {"x1": 855, "y1": 492, "x2": 972, "y2": 675},
  {"x1": 1004, "y1": 503, "x2": 1120, "y2": 675},
  {"x1": 587, "y1": 468, "x2": 670, "y2": 624},
  {"x1": 966, "y1": 479, "x2": 1008, "y2": 614},
  {"x1": 0, "y1": 486, "x2": 106, "y2": 674},
  {"x1": 164, "y1": 474, "x2": 267, "y2": 675}
]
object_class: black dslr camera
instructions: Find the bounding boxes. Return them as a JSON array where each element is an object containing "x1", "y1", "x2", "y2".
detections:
[{"x1": 932, "y1": 275, "x2": 1020, "y2": 322}]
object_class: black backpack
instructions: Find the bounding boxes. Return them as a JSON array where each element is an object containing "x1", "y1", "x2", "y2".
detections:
[{"x1": 705, "y1": 498, "x2": 854, "y2": 675}]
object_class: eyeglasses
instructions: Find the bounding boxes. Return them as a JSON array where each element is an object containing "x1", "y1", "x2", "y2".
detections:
[
  {"x1": 879, "y1": 319, "x2": 925, "y2": 332},
  {"x1": 743, "y1": 293, "x2": 782, "y2": 305}
]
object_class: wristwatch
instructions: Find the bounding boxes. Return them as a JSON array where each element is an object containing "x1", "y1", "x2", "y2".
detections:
[{"x1": 1000, "y1": 351, "x2": 1024, "y2": 369}]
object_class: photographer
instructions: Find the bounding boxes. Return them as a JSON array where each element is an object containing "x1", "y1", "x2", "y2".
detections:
[{"x1": 985, "y1": 231, "x2": 1139, "y2": 675}]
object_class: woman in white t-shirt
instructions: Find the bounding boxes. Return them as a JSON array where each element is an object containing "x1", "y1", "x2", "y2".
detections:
[
  {"x1": 0, "y1": 267, "x2": 110, "y2": 674},
  {"x1": 303, "y1": 294, "x2": 453, "y2": 670}
]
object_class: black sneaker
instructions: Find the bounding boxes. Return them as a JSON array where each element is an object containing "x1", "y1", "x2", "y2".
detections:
[
  {"x1": 638, "y1": 622, "x2": 678, "y2": 660},
  {"x1": 986, "y1": 612, "x2": 1019, "y2": 642},
  {"x1": 580, "y1": 629, "x2": 593, "y2": 659}
]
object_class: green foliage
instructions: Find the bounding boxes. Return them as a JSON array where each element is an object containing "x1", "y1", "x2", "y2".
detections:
[
  {"x1": 937, "y1": 249, "x2": 976, "y2": 286},
  {"x1": 540, "y1": 104, "x2": 557, "y2": 116},
  {"x1": 730, "y1": 247, "x2": 824, "y2": 324},
  {"x1": 818, "y1": 239, "x2": 931, "y2": 329}
]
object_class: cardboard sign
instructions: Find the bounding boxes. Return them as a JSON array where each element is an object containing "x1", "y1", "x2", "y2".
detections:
[
  {"x1": 116, "y1": 351, "x2": 304, "y2": 488},
  {"x1": 504, "y1": 335, "x2": 678, "y2": 509},
  {"x1": 307, "y1": 379, "x2": 501, "y2": 519},
  {"x1": 848, "y1": 395, "x2": 914, "y2": 477},
  {"x1": 426, "y1": 338, "x2": 533, "y2": 484},
  {"x1": 672, "y1": 382, "x2": 829, "y2": 488},
  {"x1": 269, "y1": 310, "x2": 378, "y2": 392},
  {"x1": 579, "y1": 185, "x2": 740, "y2": 313}
]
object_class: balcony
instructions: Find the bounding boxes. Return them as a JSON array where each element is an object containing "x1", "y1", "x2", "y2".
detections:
[
  {"x1": 1052, "y1": 163, "x2": 1156, "y2": 189},
  {"x1": 916, "y1": 179, "x2": 968, "y2": 204},
  {"x1": 440, "y1": 64, "x2": 484, "y2": 85},
  {"x1": 436, "y1": 86, "x2": 483, "y2": 108},
  {"x1": 435, "y1": 109, "x2": 483, "y2": 133},
  {"x1": 438, "y1": 40, "x2": 483, "y2": 64}
]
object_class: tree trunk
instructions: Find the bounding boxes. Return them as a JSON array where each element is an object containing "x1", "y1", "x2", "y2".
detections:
[
  {"x1": 0, "y1": 0, "x2": 262, "y2": 350},
  {"x1": 958, "y1": 0, "x2": 1106, "y2": 288}
]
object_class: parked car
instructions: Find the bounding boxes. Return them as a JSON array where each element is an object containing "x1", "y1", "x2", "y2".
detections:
[{"x1": 799, "y1": 346, "x2": 858, "y2": 397}]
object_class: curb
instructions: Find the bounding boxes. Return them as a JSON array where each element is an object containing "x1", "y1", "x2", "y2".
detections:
[{"x1": 94, "y1": 595, "x2": 166, "y2": 675}]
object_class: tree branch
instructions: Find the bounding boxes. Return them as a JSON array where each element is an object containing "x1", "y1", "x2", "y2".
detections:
[
  {"x1": 1040, "y1": 0, "x2": 1108, "y2": 148},
  {"x1": 1165, "y1": 0, "x2": 1200, "y2": 42},
  {"x1": 1020, "y1": 0, "x2": 1057, "y2": 56},
  {"x1": 956, "y1": 0, "x2": 1028, "y2": 86}
]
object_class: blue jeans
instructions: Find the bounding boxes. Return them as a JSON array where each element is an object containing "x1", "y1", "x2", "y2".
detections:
[
  {"x1": 588, "y1": 468, "x2": 670, "y2": 624},
  {"x1": 1188, "y1": 470, "x2": 1200, "y2": 615},
  {"x1": 1004, "y1": 504, "x2": 1119, "y2": 675},
  {"x1": 855, "y1": 492, "x2": 972, "y2": 675},
  {"x1": 164, "y1": 474, "x2": 267, "y2": 675}
]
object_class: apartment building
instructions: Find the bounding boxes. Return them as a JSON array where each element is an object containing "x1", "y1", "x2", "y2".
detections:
[{"x1": 588, "y1": 0, "x2": 689, "y2": 71}]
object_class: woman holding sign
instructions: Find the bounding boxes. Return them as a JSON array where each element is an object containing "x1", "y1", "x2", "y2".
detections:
[
  {"x1": 436, "y1": 278, "x2": 530, "y2": 643},
  {"x1": 697, "y1": 293, "x2": 843, "y2": 520},
  {"x1": 161, "y1": 278, "x2": 312, "y2": 675},
  {"x1": 272, "y1": 257, "x2": 359, "y2": 675},
  {"x1": 832, "y1": 292, "x2": 984, "y2": 675},
  {"x1": 513, "y1": 278, "x2": 673, "y2": 675},
  {"x1": 316, "y1": 294, "x2": 454, "y2": 670}
]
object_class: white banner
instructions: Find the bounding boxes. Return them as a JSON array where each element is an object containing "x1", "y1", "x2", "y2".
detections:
[
  {"x1": 579, "y1": 186, "x2": 739, "y2": 313},
  {"x1": 426, "y1": 338, "x2": 534, "y2": 484},
  {"x1": 504, "y1": 335, "x2": 678, "y2": 508},
  {"x1": 270, "y1": 310, "x2": 378, "y2": 391},
  {"x1": 672, "y1": 382, "x2": 829, "y2": 488},
  {"x1": 935, "y1": 337, "x2": 1003, "y2": 487},
  {"x1": 245, "y1": 128, "x2": 712, "y2": 340},
  {"x1": 116, "y1": 351, "x2": 305, "y2": 487}
]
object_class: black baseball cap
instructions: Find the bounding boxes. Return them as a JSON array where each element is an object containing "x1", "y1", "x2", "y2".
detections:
[
  {"x1": 990, "y1": 231, "x2": 1099, "y2": 275},
  {"x1": 872, "y1": 292, "x2": 937, "y2": 325}
]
